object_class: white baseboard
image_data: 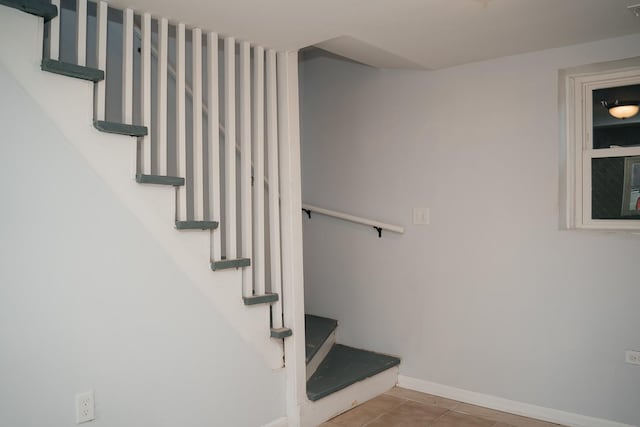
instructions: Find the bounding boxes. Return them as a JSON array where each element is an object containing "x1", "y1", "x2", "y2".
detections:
[
  {"x1": 262, "y1": 416, "x2": 288, "y2": 427},
  {"x1": 397, "y1": 376, "x2": 635, "y2": 427}
]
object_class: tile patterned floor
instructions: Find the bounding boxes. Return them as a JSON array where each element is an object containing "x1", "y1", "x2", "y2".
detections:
[{"x1": 320, "y1": 387, "x2": 566, "y2": 427}]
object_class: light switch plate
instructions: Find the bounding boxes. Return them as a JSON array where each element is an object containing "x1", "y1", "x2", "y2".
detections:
[{"x1": 413, "y1": 207, "x2": 430, "y2": 225}]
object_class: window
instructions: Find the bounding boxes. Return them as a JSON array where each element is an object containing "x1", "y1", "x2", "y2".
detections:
[{"x1": 561, "y1": 57, "x2": 640, "y2": 230}]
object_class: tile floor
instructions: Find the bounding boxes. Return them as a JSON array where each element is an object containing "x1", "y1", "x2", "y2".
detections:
[{"x1": 320, "y1": 387, "x2": 566, "y2": 427}]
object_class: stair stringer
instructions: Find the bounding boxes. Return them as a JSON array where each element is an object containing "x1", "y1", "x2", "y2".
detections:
[{"x1": 0, "y1": 8, "x2": 283, "y2": 369}]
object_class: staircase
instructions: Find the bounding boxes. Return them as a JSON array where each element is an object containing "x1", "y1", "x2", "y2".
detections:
[
  {"x1": 0, "y1": 0, "x2": 297, "y2": 372},
  {"x1": 0, "y1": 1, "x2": 401, "y2": 425}
]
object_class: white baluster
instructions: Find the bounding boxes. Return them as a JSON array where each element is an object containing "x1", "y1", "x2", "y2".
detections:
[
  {"x1": 49, "y1": 0, "x2": 60, "y2": 60},
  {"x1": 94, "y1": 1, "x2": 107, "y2": 121},
  {"x1": 266, "y1": 49, "x2": 282, "y2": 328},
  {"x1": 277, "y1": 51, "x2": 303, "y2": 340},
  {"x1": 207, "y1": 32, "x2": 222, "y2": 257},
  {"x1": 253, "y1": 46, "x2": 266, "y2": 296},
  {"x1": 193, "y1": 28, "x2": 204, "y2": 220},
  {"x1": 76, "y1": 0, "x2": 87, "y2": 66},
  {"x1": 122, "y1": 8, "x2": 134, "y2": 125},
  {"x1": 176, "y1": 23, "x2": 187, "y2": 220},
  {"x1": 224, "y1": 37, "x2": 237, "y2": 259},
  {"x1": 240, "y1": 41, "x2": 252, "y2": 295},
  {"x1": 140, "y1": 12, "x2": 152, "y2": 174},
  {"x1": 157, "y1": 18, "x2": 168, "y2": 175}
]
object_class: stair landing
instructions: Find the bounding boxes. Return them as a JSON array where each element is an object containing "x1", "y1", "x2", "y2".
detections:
[{"x1": 306, "y1": 344, "x2": 401, "y2": 402}]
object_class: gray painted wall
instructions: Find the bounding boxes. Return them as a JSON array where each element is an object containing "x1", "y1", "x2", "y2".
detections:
[
  {"x1": 300, "y1": 34, "x2": 640, "y2": 425},
  {"x1": 0, "y1": 63, "x2": 284, "y2": 427}
]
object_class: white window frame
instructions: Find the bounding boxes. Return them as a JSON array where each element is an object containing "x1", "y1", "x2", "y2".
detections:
[{"x1": 561, "y1": 57, "x2": 640, "y2": 231}]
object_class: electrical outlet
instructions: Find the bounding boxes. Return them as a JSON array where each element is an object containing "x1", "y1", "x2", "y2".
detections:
[
  {"x1": 76, "y1": 391, "x2": 95, "y2": 424},
  {"x1": 625, "y1": 350, "x2": 640, "y2": 366}
]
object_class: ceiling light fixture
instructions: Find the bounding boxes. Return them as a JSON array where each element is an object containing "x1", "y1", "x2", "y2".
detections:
[
  {"x1": 601, "y1": 100, "x2": 640, "y2": 120},
  {"x1": 628, "y1": 3, "x2": 640, "y2": 17}
]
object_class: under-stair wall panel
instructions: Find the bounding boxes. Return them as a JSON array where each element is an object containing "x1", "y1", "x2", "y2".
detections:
[
  {"x1": 29, "y1": 0, "x2": 296, "y2": 397},
  {"x1": 0, "y1": 6, "x2": 288, "y2": 427}
]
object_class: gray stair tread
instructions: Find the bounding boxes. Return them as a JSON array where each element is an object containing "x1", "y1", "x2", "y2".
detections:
[
  {"x1": 305, "y1": 314, "x2": 338, "y2": 364},
  {"x1": 136, "y1": 174, "x2": 184, "y2": 186},
  {"x1": 243, "y1": 293, "x2": 278, "y2": 306},
  {"x1": 94, "y1": 120, "x2": 147, "y2": 137},
  {"x1": 210, "y1": 258, "x2": 251, "y2": 271},
  {"x1": 175, "y1": 221, "x2": 218, "y2": 230},
  {"x1": 270, "y1": 327, "x2": 292, "y2": 339},
  {"x1": 1, "y1": 0, "x2": 57, "y2": 20},
  {"x1": 41, "y1": 59, "x2": 104, "y2": 82},
  {"x1": 306, "y1": 344, "x2": 400, "y2": 402}
]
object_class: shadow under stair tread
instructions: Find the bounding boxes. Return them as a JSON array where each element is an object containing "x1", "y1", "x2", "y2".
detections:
[
  {"x1": 306, "y1": 344, "x2": 401, "y2": 402},
  {"x1": 41, "y1": 59, "x2": 104, "y2": 82},
  {"x1": 305, "y1": 314, "x2": 338, "y2": 364}
]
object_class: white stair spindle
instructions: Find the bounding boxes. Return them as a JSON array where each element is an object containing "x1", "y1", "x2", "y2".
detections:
[
  {"x1": 122, "y1": 8, "x2": 134, "y2": 125},
  {"x1": 176, "y1": 23, "x2": 187, "y2": 220},
  {"x1": 193, "y1": 28, "x2": 204, "y2": 220},
  {"x1": 252, "y1": 46, "x2": 266, "y2": 296},
  {"x1": 240, "y1": 41, "x2": 252, "y2": 296},
  {"x1": 207, "y1": 32, "x2": 222, "y2": 257},
  {"x1": 49, "y1": 0, "x2": 60, "y2": 60},
  {"x1": 224, "y1": 37, "x2": 237, "y2": 259},
  {"x1": 266, "y1": 49, "x2": 282, "y2": 328},
  {"x1": 76, "y1": 0, "x2": 87, "y2": 66},
  {"x1": 140, "y1": 12, "x2": 152, "y2": 174},
  {"x1": 94, "y1": 1, "x2": 107, "y2": 121},
  {"x1": 157, "y1": 18, "x2": 168, "y2": 175}
]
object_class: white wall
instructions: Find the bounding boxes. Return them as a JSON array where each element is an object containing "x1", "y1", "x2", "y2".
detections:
[
  {"x1": 0, "y1": 64, "x2": 284, "y2": 427},
  {"x1": 300, "y1": 35, "x2": 640, "y2": 426}
]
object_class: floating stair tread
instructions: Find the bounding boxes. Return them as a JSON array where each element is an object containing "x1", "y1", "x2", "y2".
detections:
[
  {"x1": 306, "y1": 344, "x2": 401, "y2": 402},
  {"x1": 175, "y1": 220, "x2": 218, "y2": 230},
  {"x1": 210, "y1": 258, "x2": 251, "y2": 271},
  {"x1": 1, "y1": 0, "x2": 57, "y2": 21},
  {"x1": 305, "y1": 314, "x2": 338, "y2": 364},
  {"x1": 271, "y1": 327, "x2": 292, "y2": 339},
  {"x1": 41, "y1": 59, "x2": 104, "y2": 82},
  {"x1": 94, "y1": 120, "x2": 147, "y2": 137},
  {"x1": 136, "y1": 174, "x2": 184, "y2": 186},
  {"x1": 243, "y1": 293, "x2": 278, "y2": 306}
]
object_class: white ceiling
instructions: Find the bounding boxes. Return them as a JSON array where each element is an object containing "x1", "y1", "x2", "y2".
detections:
[{"x1": 106, "y1": 0, "x2": 640, "y2": 69}]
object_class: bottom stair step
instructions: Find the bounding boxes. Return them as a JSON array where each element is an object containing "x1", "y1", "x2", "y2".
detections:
[{"x1": 306, "y1": 344, "x2": 401, "y2": 402}]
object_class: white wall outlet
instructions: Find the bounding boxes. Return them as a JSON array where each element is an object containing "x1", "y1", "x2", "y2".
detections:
[
  {"x1": 413, "y1": 207, "x2": 430, "y2": 225},
  {"x1": 76, "y1": 391, "x2": 95, "y2": 424},
  {"x1": 625, "y1": 350, "x2": 640, "y2": 366}
]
